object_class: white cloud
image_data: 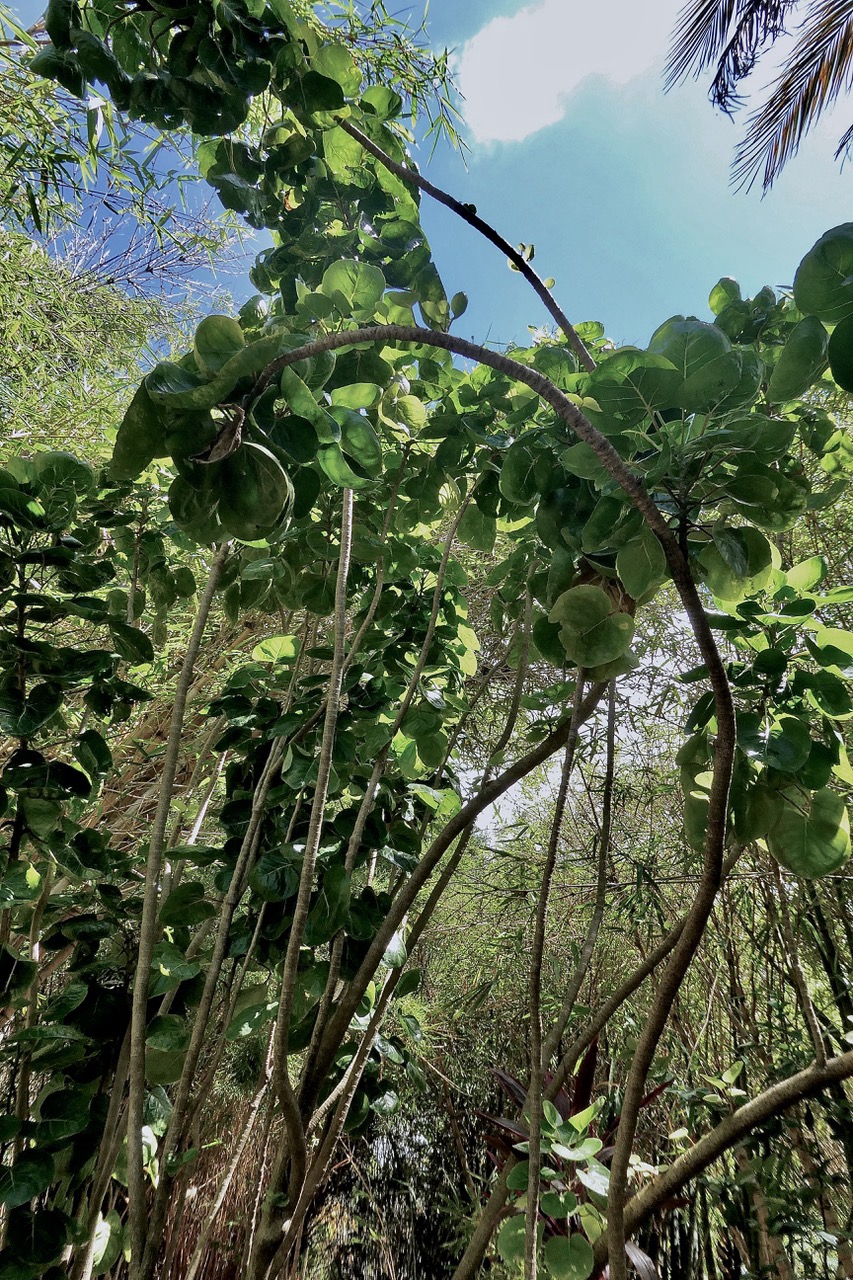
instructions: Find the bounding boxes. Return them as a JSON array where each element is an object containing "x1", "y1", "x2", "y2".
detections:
[{"x1": 456, "y1": 0, "x2": 683, "y2": 144}]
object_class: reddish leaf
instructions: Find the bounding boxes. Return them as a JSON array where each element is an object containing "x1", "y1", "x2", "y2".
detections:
[{"x1": 625, "y1": 1240, "x2": 658, "y2": 1280}]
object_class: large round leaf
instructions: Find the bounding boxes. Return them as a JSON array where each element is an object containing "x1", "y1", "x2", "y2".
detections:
[
  {"x1": 588, "y1": 349, "x2": 681, "y2": 427},
  {"x1": 827, "y1": 313, "x2": 853, "y2": 392},
  {"x1": 321, "y1": 259, "x2": 386, "y2": 315},
  {"x1": 767, "y1": 316, "x2": 829, "y2": 402},
  {"x1": 500, "y1": 438, "x2": 542, "y2": 505},
  {"x1": 767, "y1": 787, "x2": 850, "y2": 878},
  {"x1": 316, "y1": 442, "x2": 375, "y2": 490},
  {"x1": 549, "y1": 585, "x2": 634, "y2": 666},
  {"x1": 168, "y1": 475, "x2": 224, "y2": 545},
  {"x1": 146, "y1": 336, "x2": 279, "y2": 410},
  {"x1": 648, "y1": 317, "x2": 736, "y2": 411},
  {"x1": 111, "y1": 384, "x2": 167, "y2": 481},
  {"x1": 331, "y1": 407, "x2": 383, "y2": 476},
  {"x1": 794, "y1": 224, "x2": 853, "y2": 324},
  {"x1": 617, "y1": 528, "x2": 667, "y2": 599},
  {"x1": 217, "y1": 442, "x2": 293, "y2": 540},
  {"x1": 194, "y1": 314, "x2": 245, "y2": 373},
  {"x1": 543, "y1": 1232, "x2": 595, "y2": 1280},
  {"x1": 0, "y1": 1151, "x2": 55, "y2": 1210}
]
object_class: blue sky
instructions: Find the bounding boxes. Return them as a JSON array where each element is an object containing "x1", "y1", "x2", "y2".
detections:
[
  {"x1": 10, "y1": 0, "x2": 851, "y2": 349},
  {"x1": 419, "y1": 0, "x2": 851, "y2": 347}
]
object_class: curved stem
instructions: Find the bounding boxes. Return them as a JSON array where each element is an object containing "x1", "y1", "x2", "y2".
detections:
[
  {"x1": 339, "y1": 119, "x2": 596, "y2": 371},
  {"x1": 256, "y1": 323, "x2": 733, "y2": 1277},
  {"x1": 594, "y1": 1047, "x2": 853, "y2": 1271},
  {"x1": 312, "y1": 682, "x2": 608, "y2": 1090}
]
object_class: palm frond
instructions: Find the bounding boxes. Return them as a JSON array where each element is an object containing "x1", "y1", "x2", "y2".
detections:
[
  {"x1": 666, "y1": 0, "x2": 799, "y2": 112},
  {"x1": 665, "y1": 0, "x2": 741, "y2": 87},
  {"x1": 709, "y1": 0, "x2": 800, "y2": 109},
  {"x1": 732, "y1": 0, "x2": 853, "y2": 188},
  {"x1": 833, "y1": 115, "x2": 853, "y2": 157}
]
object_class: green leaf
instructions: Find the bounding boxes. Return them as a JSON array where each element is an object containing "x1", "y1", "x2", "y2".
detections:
[
  {"x1": 383, "y1": 929, "x2": 407, "y2": 968},
  {"x1": 506, "y1": 1161, "x2": 529, "y2": 1190},
  {"x1": 146, "y1": 336, "x2": 280, "y2": 410},
  {"x1": 317, "y1": 443, "x2": 375, "y2": 490},
  {"x1": 549, "y1": 585, "x2": 635, "y2": 667},
  {"x1": 158, "y1": 882, "x2": 216, "y2": 926},
  {"x1": 814, "y1": 627, "x2": 853, "y2": 670},
  {"x1": 617, "y1": 528, "x2": 667, "y2": 598},
  {"x1": 767, "y1": 787, "x2": 850, "y2": 878},
  {"x1": 217, "y1": 442, "x2": 294, "y2": 541},
  {"x1": 451, "y1": 291, "x2": 469, "y2": 319},
  {"x1": 763, "y1": 717, "x2": 813, "y2": 773},
  {"x1": 332, "y1": 408, "x2": 383, "y2": 476},
  {"x1": 0, "y1": 683, "x2": 62, "y2": 737},
  {"x1": 193, "y1": 315, "x2": 246, "y2": 374},
  {"x1": 149, "y1": 941, "x2": 201, "y2": 994},
  {"x1": 5, "y1": 1207, "x2": 68, "y2": 1267},
  {"x1": 496, "y1": 1216, "x2": 526, "y2": 1265},
  {"x1": 361, "y1": 84, "x2": 403, "y2": 118},
  {"x1": 145, "y1": 1014, "x2": 190, "y2": 1053},
  {"x1": 73, "y1": 729, "x2": 113, "y2": 778},
  {"x1": 32, "y1": 450, "x2": 94, "y2": 496},
  {"x1": 697, "y1": 528, "x2": 773, "y2": 601},
  {"x1": 807, "y1": 671, "x2": 853, "y2": 720},
  {"x1": 458, "y1": 503, "x2": 496, "y2": 553},
  {"x1": 38, "y1": 1086, "x2": 92, "y2": 1141},
  {"x1": 767, "y1": 316, "x2": 828, "y2": 402},
  {"x1": 304, "y1": 864, "x2": 351, "y2": 945},
  {"x1": 0, "y1": 1151, "x2": 55, "y2": 1209},
  {"x1": 787, "y1": 556, "x2": 825, "y2": 591},
  {"x1": 540, "y1": 1189, "x2": 578, "y2": 1218},
  {"x1": 226, "y1": 986, "x2": 277, "y2": 1040},
  {"x1": 648, "y1": 317, "x2": 736, "y2": 411},
  {"x1": 298, "y1": 69, "x2": 346, "y2": 112},
  {"x1": 394, "y1": 968, "x2": 422, "y2": 998},
  {"x1": 109, "y1": 620, "x2": 154, "y2": 665},
  {"x1": 794, "y1": 224, "x2": 853, "y2": 324},
  {"x1": 709, "y1": 277, "x2": 741, "y2": 315},
  {"x1": 331, "y1": 383, "x2": 382, "y2": 410},
  {"x1": 249, "y1": 848, "x2": 299, "y2": 902},
  {"x1": 588, "y1": 349, "x2": 681, "y2": 426},
  {"x1": 110, "y1": 385, "x2": 167, "y2": 480},
  {"x1": 321, "y1": 260, "x2": 386, "y2": 315},
  {"x1": 252, "y1": 635, "x2": 300, "y2": 663},
  {"x1": 310, "y1": 43, "x2": 361, "y2": 93},
  {"x1": 828, "y1": 313, "x2": 853, "y2": 393},
  {"x1": 92, "y1": 1209, "x2": 123, "y2": 1276},
  {"x1": 30, "y1": 45, "x2": 85, "y2": 97},
  {"x1": 500, "y1": 438, "x2": 541, "y2": 505},
  {"x1": 533, "y1": 344, "x2": 578, "y2": 388},
  {"x1": 543, "y1": 1233, "x2": 595, "y2": 1280}
]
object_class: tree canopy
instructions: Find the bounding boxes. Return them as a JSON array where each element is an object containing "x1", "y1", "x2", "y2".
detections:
[{"x1": 1, "y1": 4, "x2": 853, "y2": 1280}]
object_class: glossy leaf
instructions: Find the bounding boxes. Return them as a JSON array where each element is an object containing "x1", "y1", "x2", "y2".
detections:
[
  {"x1": 549, "y1": 585, "x2": 634, "y2": 667},
  {"x1": 543, "y1": 1233, "x2": 595, "y2": 1280},
  {"x1": 767, "y1": 316, "x2": 828, "y2": 402},
  {"x1": 827, "y1": 313, "x2": 853, "y2": 393},
  {"x1": 767, "y1": 787, "x2": 850, "y2": 878},
  {"x1": 794, "y1": 223, "x2": 853, "y2": 324}
]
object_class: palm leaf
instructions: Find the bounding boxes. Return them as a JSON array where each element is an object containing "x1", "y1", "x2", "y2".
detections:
[
  {"x1": 666, "y1": 0, "x2": 799, "y2": 110},
  {"x1": 732, "y1": 0, "x2": 853, "y2": 188},
  {"x1": 665, "y1": 0, "x2": 742, "y2": 88}
]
